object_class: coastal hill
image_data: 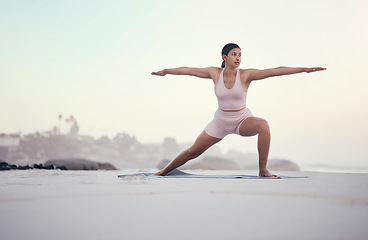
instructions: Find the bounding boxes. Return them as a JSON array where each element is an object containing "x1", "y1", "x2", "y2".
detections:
[
  {"x1": 0, "y1": 116, "x2": 300, "y2": 171},
  {"x1": 0, "y1": 133, "x2": 299, "y2": 171}
]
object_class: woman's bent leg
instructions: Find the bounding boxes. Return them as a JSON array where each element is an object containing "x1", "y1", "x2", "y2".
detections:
[
  {"x1": 155, "y1": 131, "x2": 221, "y2": 176},
  {"x1": 238, "y1": 117, "x2": 277, "y2": 177}
]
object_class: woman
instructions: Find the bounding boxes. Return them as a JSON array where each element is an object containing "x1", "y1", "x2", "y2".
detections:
[{"x1": 151, "y1": 43, "x2": 325, "y2": 177}]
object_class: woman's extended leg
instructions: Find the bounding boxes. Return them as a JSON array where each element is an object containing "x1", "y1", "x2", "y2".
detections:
[
  {"x1": 238, "y1": 117, "x2": 277, "y2": 177},
  {"x1": 155, "y1": 131, "x2": 222, "y2": 176}
]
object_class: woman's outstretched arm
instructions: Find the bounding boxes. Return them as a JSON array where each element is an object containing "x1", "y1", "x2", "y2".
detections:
[
  {"x1": 248, "y1": 67, "x2": 326, "y2": 81},
  {"x1": 151, "y1": 67, "x2": 217, "y2": 79}
]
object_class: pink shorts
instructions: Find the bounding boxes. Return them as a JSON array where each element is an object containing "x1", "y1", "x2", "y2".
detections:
[{"x1": 204, "y1": 108, "x2": 253, "y2": 139}]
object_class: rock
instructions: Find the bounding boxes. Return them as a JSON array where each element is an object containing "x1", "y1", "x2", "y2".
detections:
[
  {"x1": 224, "y1": 151, "x2": 257, "y2": 168},
  {"x1": 0, "y1": 162, "x2": 32, "y2": 170},
  {"x1": 187, "y1": 156, "x2": 241, "y2": 170},
  {"x1": 157, "y1": 156, "x2": 241, "y2": 171},
  {"x1": 97, "y1": 162, "x2": 118, "y2": 170},
  {"x1": 0, "y1": 162, "x2": 12, "y2": 170},
  {"x1": 44, "y1": 158, "x2": 117, "y2": 170},
  {"x1": 267, "y1": 159, "x2": 300, "y2": 171},
  {"x1": 243, "y1": 158, "x2": 300, "y2": 171},
  {"x1": 16, "y1": 165, "x2": 32, "y2": 170},
  {"x1": 0, "y1": 162, "x2": 8, "y2": 168},
  {"x1": 0, "y1": 160, "x2": 115, "y2": 171},
  {"x1": 157, "y1": 157, "x2": 300, "y2": 172},
  {"x1": 156, "y1": 156, "x2": 241, "y2": 171},
  {"x1": 33, "y1": 163, "x2": 55, "y2": 170},
  {"x1": 56, "y1": 165, "x2": 68, "y2": 171},
  {"x1": 44, "y1": 165, "x2": 56, "y2": 170}
]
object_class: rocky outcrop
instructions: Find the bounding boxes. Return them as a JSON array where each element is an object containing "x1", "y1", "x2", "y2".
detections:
[
  {"x1": 156, "y1": 157, "x2": 300, "y2": 171},
  {"x1": 44, "y1": 158, "x2": 117, "y2": 170},
  {"x1": 1, "y1": 162, "x2": 32, "y2": 170},
  {"x1": 0, "y1": 162, "x2": 62, "y2": 170},
  {"x1": 157, "y1": 156, "x2": 241, "y2": 171},
  {"x1": 187, "y1": 156, "x2": 241, "y2": 170},
  {"x1": 243, "y1": 158, "x2": 300, "y2": 171},
  {"x1": 267, "y1": 159, "x2": 300, "y2": 171},
  {"x1": 1, "y1": 159, "x2": 117, "y2": 171}
]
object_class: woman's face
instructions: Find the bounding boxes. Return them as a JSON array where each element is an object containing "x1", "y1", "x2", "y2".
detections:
[{"x1": 223, "y1": 48, "x2": 241, "y2": 68}]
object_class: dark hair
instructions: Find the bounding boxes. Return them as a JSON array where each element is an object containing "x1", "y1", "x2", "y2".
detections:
[{"x1": 221, "y1": 43, "x2": 241, "y2": 68}]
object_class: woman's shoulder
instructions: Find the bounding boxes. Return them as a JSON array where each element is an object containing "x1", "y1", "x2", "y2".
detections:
[
  {"x1": 239, "y1": 68, "x2": 257, "y2": 77},
  {"x1": 239, "y1": 68, "x2": 256, "y2": 73},
  {"x1": 206, "y1": 67, "x2": 222, "y2": 76},
  {"x1": 239, "y1": 68, "x2": 256, "y2": 83},
  {"x1": 205, "y1": 67, "x2": 222, "y2": 82},
  {"x1": 207, "y1": 67, "x2": 222, "y2": 72}
]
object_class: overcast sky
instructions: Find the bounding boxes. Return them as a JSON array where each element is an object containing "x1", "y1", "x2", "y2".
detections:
[{"x1": 1, "y1": 0, "x2": 367, "y2": 169}]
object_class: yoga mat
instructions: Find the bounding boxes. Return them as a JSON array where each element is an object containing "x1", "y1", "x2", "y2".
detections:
[{"x1": 117, "y1": 169, "x2": 307, "y2": 179}]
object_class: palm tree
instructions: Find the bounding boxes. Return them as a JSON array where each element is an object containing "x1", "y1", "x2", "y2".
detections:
[
  {"x1": 65, "y1": 117, "x2": 70, "y2": 134},
  {"x1": 58, "y1": 114, "x2": 62, "y2": 135}
]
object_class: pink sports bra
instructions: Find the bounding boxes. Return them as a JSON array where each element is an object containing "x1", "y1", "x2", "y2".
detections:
[{"x1": 215, "y1": 68, "x2": 247, "y2": 111}]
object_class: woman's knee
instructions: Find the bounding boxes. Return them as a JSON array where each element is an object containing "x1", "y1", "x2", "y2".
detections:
[
  {"x1": 184, "y1": 147, "x2": 203, "y2": 159},
  {"x1": 257, "y1": 119, "x2": 270, "y2": 134},
  {"x1": 183, "y1": 131, "x2": 221, "y2": 160}
]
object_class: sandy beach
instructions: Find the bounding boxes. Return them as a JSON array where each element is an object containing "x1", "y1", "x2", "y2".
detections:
[{"x1": 1, "y1": 169, "x2": 367, "y2": 240}]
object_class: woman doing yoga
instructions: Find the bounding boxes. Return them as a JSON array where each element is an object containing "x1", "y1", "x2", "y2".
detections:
[{"x1": 151, "y1": 43, "x2": 326, "y2": 177}]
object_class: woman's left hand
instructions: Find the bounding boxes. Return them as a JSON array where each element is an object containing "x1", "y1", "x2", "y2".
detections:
[{"x1": 151, "y1": 70, "x2": 167, "y2": 76}]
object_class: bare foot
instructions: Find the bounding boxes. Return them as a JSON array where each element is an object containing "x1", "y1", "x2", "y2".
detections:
[
  {"x1": 153, "y1": 170, "x2": 165, "y2": 176},
  {"x1": 259, "y1": 169, "x2": 277, "y2": 177}
]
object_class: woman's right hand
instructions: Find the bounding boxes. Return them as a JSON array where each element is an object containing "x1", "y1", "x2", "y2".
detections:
[
  {"x1": 305, "y1": 67, "x2": 326, "y2": 73},
  {"x1": 151, "y1": 70, "x2": 166, "y2": 76}
]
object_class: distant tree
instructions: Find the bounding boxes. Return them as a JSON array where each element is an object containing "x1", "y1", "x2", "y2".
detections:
[
  {"x1": 53, "y1": 126, "x2": 58, "y2": 136},
  {"x1": 58, "y1": 114, "x2": 62, "y2": 135},
  {"x1": 113, "y1": 133, "x2": 139, "y2": 158},
  {"x1": 162, "y1": 137, "x2": 179, "y2": 158},
  {"x1": 65, "y1": 117, "x2": 70, "y2": 133},
  {"x1": 96, "y1": 136, "x2": 114, "y2": 148},
  {"x1": 67, "y1": 115, "x2": 79, "y2": 137}
]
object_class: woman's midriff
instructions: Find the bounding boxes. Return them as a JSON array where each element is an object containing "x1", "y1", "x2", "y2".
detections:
[{"x1": 220, "y1": 106, "x2": 246, "y2": 112}]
